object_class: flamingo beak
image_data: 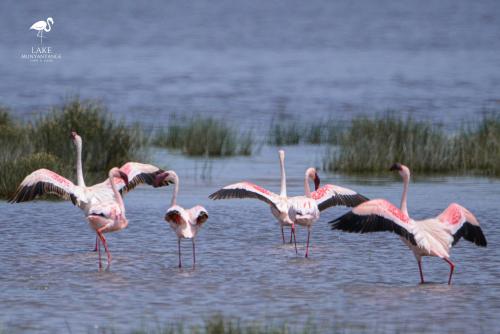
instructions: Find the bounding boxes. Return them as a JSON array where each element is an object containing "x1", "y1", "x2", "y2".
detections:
[
  {"x1": 314, "y1": 173, "x2": 320, "y2": 191},
  {"x1": 389, "y1": 163, "x2": 402, "y2": 171},
  {"x1": 154, "y1": 172, "x2": 169, "y2": 188},
  {"x1": 70, "y1": 131, "x2": 77, "y2": 140},
  {"x1": 119, "y1": 171, "x2": 129, "y2": 186}
]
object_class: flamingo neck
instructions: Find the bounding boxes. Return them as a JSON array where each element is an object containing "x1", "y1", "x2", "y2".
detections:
[
  {"x1": 45, "y1": 20, "x2": 52, "y2": 32},
  {"x1": 400, "y1": 175, "x2": 409, "y2": 216},
  {"x1": 76, "y1": 141, "x2": 85, "y2": 187},
  {"x1": 110, "y1": 172, "x2": 125, "y2": 213},
  {"x1": 171, "y1": 174, "x2": 179, "y2": 207},
  {"x1": 304, "y1": 172, "x2": 312, "y2": 198},
  {"x1": 279, "y1": 155, "x2": 287, "y2": 197}
]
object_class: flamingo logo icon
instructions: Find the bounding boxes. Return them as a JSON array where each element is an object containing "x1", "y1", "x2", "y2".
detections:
[{"x1": 30, "y1": 17, "x2": 54, "y2": 44}]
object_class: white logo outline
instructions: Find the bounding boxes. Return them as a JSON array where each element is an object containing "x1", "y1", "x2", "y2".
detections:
[{"x1": 29, "y1": 17, "x2": 54, "y2": 44}]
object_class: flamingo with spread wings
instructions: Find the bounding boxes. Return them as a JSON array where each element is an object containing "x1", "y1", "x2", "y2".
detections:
[
  {"x1": 209, "y1": 150, "x2": 368, "y2": 257},
  {"x1": 154, "y1": 171, "x2": 208, "y2": 268},
  {"x1": 329, "y1": 163, "x2": 487, "y2": 284}
]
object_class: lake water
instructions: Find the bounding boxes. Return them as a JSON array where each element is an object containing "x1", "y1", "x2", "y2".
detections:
[
  {"x1": 1, "y1": 0, "x2": 499, "y2": 131},
  {"x1": 1, "y1": 0, "x2": 500, "y2": 332},
  {"x1": 1, "y1": 145, "x2": 499, "y2": 333}
]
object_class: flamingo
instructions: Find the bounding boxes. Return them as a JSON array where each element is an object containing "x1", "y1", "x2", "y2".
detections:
[
  {"x1": 87, "y1": 167, "x2": 129, "y2": 269},
  {"x1": 209, "y1": 150, "x2": 368, "y2": 257},
  {"x1": 30, "y1": 17, "x2": 54, "y2": 44},
  {"x1": 329, "y1": 163, "x2": 487, "y2": 284},
  {"x1": 10, "y1": 132, "x2": 172, "y2": 267},
  {"x1": 154, "y1": 171, "x2": 208, "y2": 268}
]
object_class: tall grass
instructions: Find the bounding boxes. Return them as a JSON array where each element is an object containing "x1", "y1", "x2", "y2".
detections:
[
  {"x1": 153, "y1": 116, "x2": 254, "y2": 157},
  {"x1": 324, "y1": 114, "x2": 500, "y2": 175},
  {"x1": 267, "y1": 120, "x2": 343, "y2": 146},
  {"x1": 0, "y1": 98, "x2": 147, "y2": 199}
]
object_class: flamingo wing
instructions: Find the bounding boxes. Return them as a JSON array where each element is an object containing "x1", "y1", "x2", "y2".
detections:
[
  {"x1": 329, "y1": 199, "x2": 416, "y2": 245},
  {"x1": 165, "y1": 206, "x2": 189, "y2": 225},
  {"x1": 9, "y1": 169, "x2": 79, "y2": 204},
  {"x1": 30, "y1": 21, "x2": 45, "y2": 30},
  {"x1": 188, "y1": 205, "x2": 208, "y2": 225},
  {"x1": 437, "y1": 203, "x2": 487, "y2": 247},
  {"x1": 311, "y1": 184, "x2": 369, "y2": 211},
  {"x1": 91, "y1": 162, "x2": 168, "y2": 195},
  {"x1": 208, "y1": 182, "x2": 279, "y2": 210}
]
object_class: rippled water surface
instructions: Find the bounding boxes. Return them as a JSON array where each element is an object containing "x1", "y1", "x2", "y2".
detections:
[
  {"x1": 1, "y1": 146, "x2": 499, "y2": 333},
  {"x1": 1, "y1": 0, "x2": 500, "y2": 129}
]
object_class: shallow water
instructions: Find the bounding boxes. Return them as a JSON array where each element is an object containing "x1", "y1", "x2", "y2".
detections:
[
  {"x1": 1, "y1": 0, "x2": 500, "y2": 130},
  {"x1": 0, "y1": 146, "x2": 499, "y2": 333}
]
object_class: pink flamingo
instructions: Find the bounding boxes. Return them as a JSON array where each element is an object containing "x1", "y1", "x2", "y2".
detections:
[
  {"x1": 86, "y1": 167, "x2": 129, "y2": 269},
  {"x1": 330, "y1": 163, "x2": 487, "y2": 284},
  {"x1": 154, "y1": 171, "x2": 208, "y2": 268},
  {"x1": 209, "y1": 150, "x2": 368, "y2": 257}
]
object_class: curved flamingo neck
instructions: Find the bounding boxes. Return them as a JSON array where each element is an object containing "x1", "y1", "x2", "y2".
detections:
[
  {"x1": 171, "y1": 173, "x2": 179, "y2": 207},
  {"x1": 110, "y1": 171, "x2": 125, "y2": 213},
  {"x1": 45, "y1": 19, "x2": 52, "y2": 32},
  {"x1": 400, "y1": 174, "x2": 409, "y2": 216},
  {"x1": 75, "y1": 140, "x2": 85, "y2": 187}
]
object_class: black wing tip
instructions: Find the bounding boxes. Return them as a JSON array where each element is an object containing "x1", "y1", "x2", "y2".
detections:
[{"x1": 453, "y1": 223, "x2": 487, "y2": 247}]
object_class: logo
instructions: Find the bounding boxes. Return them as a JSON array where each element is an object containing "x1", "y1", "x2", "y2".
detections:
[
  {"x1": 30, "y1": 17, "x2": 54, "y2": 44},
  {"x1": 21, "y1": 16, "x2": 62, "y2": 63}
]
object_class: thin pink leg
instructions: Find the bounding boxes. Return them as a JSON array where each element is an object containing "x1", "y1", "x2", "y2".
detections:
[
  {"x1": 97, "y1": 236, "x2": 102, "y2": 269},
  {"x1": 443, "y1": 258, "x2": 455, "y2": 285},
  {"x1": 281, "y1": 227, "x2": 285, "y2": 244},
  {"x1": 305, "y1": 229, "x2": 311, "y2": 258},
  {"x1": 292, "y1": 225, "x2": 298, "y2": 254},
  {"x1": 289, "y1": 227, "x2": 293, "y2": 244},
  {"x1": 417, "y1": 260, "x2": 425, "y2": 284},
  {"x1": 178, "y1": 239, "x2": 182, "y2": 268},
  {"x1": 192, "y1": 239, "x2": 196, "y2": 268},
  {"x1": 93, "y1": 236, "x2": 98, "y2": 252},
  {"x1": 99, "y1": 233, "x2": 111, "y2": 268}
]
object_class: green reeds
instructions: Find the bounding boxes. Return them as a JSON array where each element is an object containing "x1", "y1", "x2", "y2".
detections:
[
  {"x1": 0, "y1": 98, "x2": 147, "y2": 199},
  {"x1": 324, "y1": 114, "x2": 500, "y2": 175},
  {"x1": 153, "y1": 116, "x2": 254, "y2": 157}
]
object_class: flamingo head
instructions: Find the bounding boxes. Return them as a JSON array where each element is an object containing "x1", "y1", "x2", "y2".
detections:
[
  {"x1": 110, "y1": 167, "x2": 129, "y2": 187},
  {"x1": 306, "y1": 167, "x2": 320, "y2": 191},
  {"x1": 154, "y1": 170, "x2": 177, "y2": 188},
  {"x1": 390, "y1": 163, "x2": 410, "y2": 179},
  {"x1": 47, "y1": 17, "x2": 54, "y2": 24},
  {"x1": 70, "y1": 130, "x2": 82, "y2": 146}
]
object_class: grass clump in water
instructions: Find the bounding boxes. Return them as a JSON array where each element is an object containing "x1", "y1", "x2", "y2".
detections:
[
  {"x1": 153, "y1": 116, "x2": 254, "y2": 157},
  {"x1": 324, "y1": 113, "x2": 500, "y2": 175},
  {"x1": 0, "y1": 98, "x2": 147, "y2": 199}
]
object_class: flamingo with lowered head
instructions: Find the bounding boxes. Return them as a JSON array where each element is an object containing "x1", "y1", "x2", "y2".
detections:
[
  {"x1": 329, "y1": 163, "x2": 487, "y2": 284},
  {"x1": 154, "y1": 170, "x2": 208, "y2": 268},
  {"x1": 209, "y1": 150, "x2": 368, "y2": 257},
  {"x1": 87, "y1": 167, "x2": 129, "y2": 269}
]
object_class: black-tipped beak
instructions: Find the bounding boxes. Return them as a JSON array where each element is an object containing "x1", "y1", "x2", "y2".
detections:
[
  {"x1": 314, "y1": 173, "x2": 320, "y2": 191},
  {"x1": 119, "y1": 171, "x2": 129, "y2": 186},
  {"x1": 154, "y1": 172, "x2": 169, "y2": 188},
  {"x1": 389, "y1": 163, "x2": 402, "y2": 171}
]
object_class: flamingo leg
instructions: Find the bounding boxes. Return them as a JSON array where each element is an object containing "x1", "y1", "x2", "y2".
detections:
[
  {"x1": 192, "y1": 239, "x2": 196, "y2": 268},
  {"x1": 289, "y1": 227, "x2": 293, "y2": 244},
  {"x1": 305, "y1": 229, "x2": 311, "y2": 258},
  {"x1": 178, "y1": 239, "x2": 182, "y2": 268},
  {"x1": 281, "y1": 227, "x2": 285, "y2": 244},
  {"x1": 443, "y1": 258, "x2": 455, "y2": 285},
  {"x1": 417, "y1": 260, "x2": 425, "y2": 284},
  {"x1": 97, "y1": 236, "x2": 102, "y2": 269},
  {"x1": 292, "y1": 225, "x2": 298, "y2": 254},
  {"x1": 93, "y1": 236, "x2": 98, "y2": 252},
  {"x1": 97, "y1": 231, "x2": 111, "y2": 268}
]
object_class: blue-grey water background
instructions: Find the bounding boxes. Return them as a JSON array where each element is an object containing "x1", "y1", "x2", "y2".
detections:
[{"x1": 1, "y1": 0, "x2": 500, "y2": 333}]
